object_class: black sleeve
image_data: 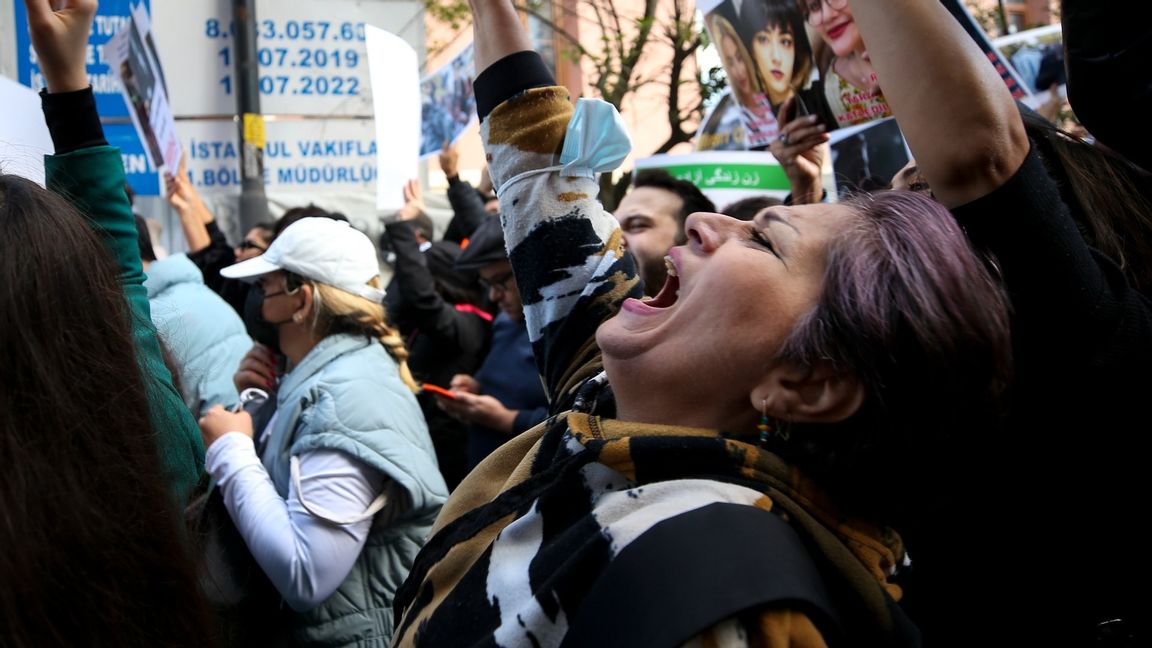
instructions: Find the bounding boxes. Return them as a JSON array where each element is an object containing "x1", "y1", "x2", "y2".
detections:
[
  {"x1": 1062, "y1": 0, "x2": 1152, "y2": 171},
  {"x1": 473, "y1": 51, "x2": 556, "y2": 123},
  {"x1": 951, "y1": 144, "x2": 1152, "y2": 367},
  {"x1": 186, "y1": 220, "x2": 238, "y2": 294},
  {"x1": 443, "y1": 177, "x2": 488, "y2": 243},
  {"x1": 386, "y1": 220, "x2": 479, "y2": 345},
  {"x1": 40, "y1": 87, "x2": 107, "y2": 154}
]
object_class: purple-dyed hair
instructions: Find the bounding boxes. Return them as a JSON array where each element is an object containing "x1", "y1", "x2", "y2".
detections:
[{"x1": 775, "y1": 190, "x2": 1013, "y2": 520}]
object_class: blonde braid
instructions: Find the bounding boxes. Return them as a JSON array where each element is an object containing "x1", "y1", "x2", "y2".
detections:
[
  {"x1": 310, "y1": 281, "x2": 420, "y2": 393},
  {"x1": 377, "y1": 323, "x2": 418, "y2": 393}
]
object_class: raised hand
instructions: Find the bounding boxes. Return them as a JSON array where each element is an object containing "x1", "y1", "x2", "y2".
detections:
[
  {"x1": 164, "y1": 154, "x2": 215, "y2": 250},
  {"x1": 769, "y1": 97, "x2": 828, "y2": 205},
  {"x1": 23, "y1": 0, "x2": 97, "y2": 93},
  {"x1": 396, "y1": 179, "x2": 426, "y2": 221},
  {"x1": 439, "y1": 142, "x2": 460, "y2": 178}
]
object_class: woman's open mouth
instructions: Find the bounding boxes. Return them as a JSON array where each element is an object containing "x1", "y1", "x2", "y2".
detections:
[
  {"x1": 624, "y1": 256, "x2": 680, "y2": 315},
  {"x1": 826, "y1": 22, "x2": 849, "y2": 40},
  {"x1": 644, "y1": 257, "x2": 680, "y2": 308}
]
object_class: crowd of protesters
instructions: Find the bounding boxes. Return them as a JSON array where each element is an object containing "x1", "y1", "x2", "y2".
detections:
[{"x1": 2, "y1": 0, "x2": 1150, "y2": 646}]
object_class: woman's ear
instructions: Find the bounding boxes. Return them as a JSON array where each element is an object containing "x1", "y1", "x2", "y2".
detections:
[
  {"x1": 753, "y1": 360, "x2": 864, "y2": 423},
  {"x1": 291, "y1": 282, "x2": 314, "y2": 323}
]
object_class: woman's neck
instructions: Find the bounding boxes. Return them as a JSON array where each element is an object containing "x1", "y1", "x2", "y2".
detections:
[{"x1": 281, "y1": 325, "x2": 321, "y2": 367}]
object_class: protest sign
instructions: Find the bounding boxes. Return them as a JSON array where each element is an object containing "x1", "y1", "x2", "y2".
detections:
[
  {"x1": 696, "y1": 0, "x2": 1030, "y2": 199},
  {"x1": 941, "y1": 0, "x2": 1031, "y2": 101},
  {"x1": 992, "y1": 24, "x2": 1063, "y2": 110},
  {"x1": 634, "y1": 151, "x2": 791, "y2": 208},
  {"x1": 11, "y1": 0, "x2": 158, "y2": 194},
  {"x1": 0, "y1": 76, "x2": 54, "y2": 186},
  {"x1": 106, "y1": 4, "x2": 182, "y2": 173},
  {"x1": 699, "y1": 0, "x2": 1030, "y2": 149},
  {"x1": 419, "y1": 43, "x2": 476, "y2": 158},
  {"x1": 699, "y1": 0, "x2": 786, "y2": 148},
  {"x1": 694, "y1": 90, "x2": 748, "y2": 152},
  {"x1": 364, "y1": 25, "x2": 419, "y2": 212},
  {"x1": 827, "y1": 117, "x2": 910, "y2": 195}
]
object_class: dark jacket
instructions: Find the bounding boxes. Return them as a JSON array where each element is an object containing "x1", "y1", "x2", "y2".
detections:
[
  {"x1": 442, "y1": 176, "x2": 489, "y2": 245},
  {"x1": 383, "y1": 220, "x2": 492, "y2": 489},
  {"x1": 186, "y1": 221, "x2": 250, "y2": 316}
]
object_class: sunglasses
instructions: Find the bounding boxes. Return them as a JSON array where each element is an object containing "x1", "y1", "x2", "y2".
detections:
[{"x1": 237, "y1": 239, "x2": 267, "y2": 252}]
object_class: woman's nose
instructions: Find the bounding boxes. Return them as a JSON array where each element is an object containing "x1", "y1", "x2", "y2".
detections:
[{"x1": 685, "y1": 211, "x2": 739, "y2": 253}]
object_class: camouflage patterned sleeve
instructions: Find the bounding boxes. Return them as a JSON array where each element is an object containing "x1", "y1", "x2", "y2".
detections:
[{"x1": 481, "y1": 87, "x2": 642, "y2": 411}]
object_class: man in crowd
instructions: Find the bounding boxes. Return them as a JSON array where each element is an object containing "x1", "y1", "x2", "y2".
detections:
[{"x1": 613, "y1": 169, "x2": 715, "y2": 296}]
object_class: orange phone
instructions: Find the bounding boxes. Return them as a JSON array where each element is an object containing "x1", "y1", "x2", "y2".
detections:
[{"x1": 422, "y1": 383, "x2": 457, "y2": 399}]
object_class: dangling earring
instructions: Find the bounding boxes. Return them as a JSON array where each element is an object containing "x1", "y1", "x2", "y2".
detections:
[
  {"x1": 757, "y1": 399, "x2": 791, "y2": 446},
  {"x1": 757, "y1": 399, "x2": 772, "y2": 446}
]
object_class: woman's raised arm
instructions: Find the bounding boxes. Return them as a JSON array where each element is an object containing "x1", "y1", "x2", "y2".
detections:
[
  {"x1": 847, "y1": 0, "x2": 1027, "y2": 207},
  {"x1": 469, "y1": 0, "x2": 534, "y2": 76}
]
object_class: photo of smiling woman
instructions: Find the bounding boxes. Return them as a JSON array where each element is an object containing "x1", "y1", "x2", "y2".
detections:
[
  {"x1": 803, "y1": 0, "x2": 892, "y2": 127},
  {"x1": 707, "y1": 12, "x2": 780, "y2": 148}
]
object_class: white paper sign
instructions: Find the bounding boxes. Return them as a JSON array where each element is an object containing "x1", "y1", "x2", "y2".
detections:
[
  {"x1": 364, "y1": 25, "x2": 419, "y2": 212},
  {"x1": 0, "y1": 76, "x2": 53, "y2": 186}
]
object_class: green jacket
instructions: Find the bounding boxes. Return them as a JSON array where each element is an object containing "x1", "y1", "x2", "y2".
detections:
[{"x1": 46, "y1": 147, "x2": 205, "y2": 503}]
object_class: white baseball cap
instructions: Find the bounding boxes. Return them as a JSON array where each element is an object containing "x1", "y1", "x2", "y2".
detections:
[{"x1": 221, "y1": 217, "x2": 385, "y2": 303}]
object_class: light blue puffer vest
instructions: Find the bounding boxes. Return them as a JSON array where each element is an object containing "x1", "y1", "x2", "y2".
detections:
[
  {"x1": 144, "y1": 253, "x2": 252, "y2": 414},
  {"x1": 262, "y1": 333, "x2": 447, "y2": 646}
]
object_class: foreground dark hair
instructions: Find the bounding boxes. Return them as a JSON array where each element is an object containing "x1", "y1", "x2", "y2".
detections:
[
  {"x1": 0, "y1": 175, "x2": 211, "y2": 646},
  {"x1": 776, "y1": 190, "x2": 1013, "y2": 522}
]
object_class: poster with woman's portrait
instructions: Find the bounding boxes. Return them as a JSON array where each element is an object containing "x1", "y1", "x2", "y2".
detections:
[{"x1": 702, "y1": 0, "x2": 827, "y2": 149}]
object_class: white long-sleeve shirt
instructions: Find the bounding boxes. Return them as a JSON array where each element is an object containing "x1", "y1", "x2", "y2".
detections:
[{"x1": 206, "y1": 431, "x2": 389, "y2": 611}]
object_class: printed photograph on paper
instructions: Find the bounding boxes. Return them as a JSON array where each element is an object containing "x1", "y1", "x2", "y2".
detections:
[
  {"x1": 419, "y1": 43, "x2": 477, "y2": 158},
  {"x1": 107, "y1": 5, "x2": 182, "y2": 173}
]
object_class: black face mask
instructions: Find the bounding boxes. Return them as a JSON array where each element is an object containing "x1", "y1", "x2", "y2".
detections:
[{"x1": 242, "y1": 286, "x2": 291, "y2": 355}]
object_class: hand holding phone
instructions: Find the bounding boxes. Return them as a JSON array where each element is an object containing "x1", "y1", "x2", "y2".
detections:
[{"x1": 422, "y1": 383, "x2": 457, "y2": 400}]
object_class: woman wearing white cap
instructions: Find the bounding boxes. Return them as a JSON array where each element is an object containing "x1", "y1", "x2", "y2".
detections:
[{"x1": 198, "y1": 217, "x2": 448, "y2": 646}]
